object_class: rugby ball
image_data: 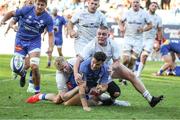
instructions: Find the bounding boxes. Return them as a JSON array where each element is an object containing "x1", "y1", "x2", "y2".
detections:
[{"x1": 10, "y1": 56, "x2": 24, "y2": 73}]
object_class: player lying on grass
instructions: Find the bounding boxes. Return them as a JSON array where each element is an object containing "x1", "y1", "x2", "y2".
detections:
[{"x1": 26, "y1": 52, "x2": 130, "y2": 111}]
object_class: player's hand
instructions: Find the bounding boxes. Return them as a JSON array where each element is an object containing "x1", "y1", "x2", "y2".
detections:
[
  {"x1": 74, "y1": 73, "x2": 83, "y2": 85},
  {"x1": 96, "y1": 85, "x2": 103, "y2": 94},
  {"x1": 70, "y1": 30, "x2": 78, "y2": 38},
  {"x1": 83, "y1": 106, "x2": 91, "y2": 112},
  {"x1": 152, "y1": 72, "x2": 161, "y2": 76},
  {"x1": 46, "y1": 47, "x2": 53, "y2": 55},
  {"x1": 12, "y1": 25, "x2": 18, "y2": 32}
]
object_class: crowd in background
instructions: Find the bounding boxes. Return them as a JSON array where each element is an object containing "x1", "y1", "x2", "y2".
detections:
[{"x1": 1, "y1": 0, "x2": 180, "y2": 19}]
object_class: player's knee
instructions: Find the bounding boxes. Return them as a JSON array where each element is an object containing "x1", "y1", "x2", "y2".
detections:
[
  {"x1": 113, "y1": 92, "x2": 120, "y2": 98},
  {"x1": 122, "y1": 55, "x2": 130, "y2": 65},
  {"x1": 107, "y1": 81, "x2": 121, "y2": 99},
  {"x1": 30, "y1": 57, "x2": 40, "y2": 66},
  {"x1": 131, "y1": 52, "x2": 138, "y2": 60},
  {"x1": 142, "y1": 50, "x2": 149, "y2": 57}
]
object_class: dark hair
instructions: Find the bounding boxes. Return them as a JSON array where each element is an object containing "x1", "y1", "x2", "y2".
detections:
[
  {"x1": 36, "y1": 0, "x2": 47, "y2": 4},
  {"x1": 93, "y1": 52, "x2": 107, "y2": 62},
  {"x1": 99, "y1": 25, "x2": 109, "y2": 30}
]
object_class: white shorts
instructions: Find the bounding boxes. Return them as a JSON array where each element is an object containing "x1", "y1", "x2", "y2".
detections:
[
  {"x1": 56, "y1": 70, "x2": 68, "y2": 91},
  {"x1": 123, "y1": 37, "x2": 143, "y2": 56},
  {"x1": 143, "y1": 38, "x2": 154, "y2": 53}
]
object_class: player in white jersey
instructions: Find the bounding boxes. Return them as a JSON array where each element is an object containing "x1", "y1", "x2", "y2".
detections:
[
  {"x1": 68, "y1": 0, "x2": 107, "y2": 55},
  {"x1": 74, "y1": 25, "x2": 164, "y2": 108},
  {"x1": 135, "y1": 2, "x2": 163, "y2": 77},
  {"x1": 119, "y1": 0, "x2": 152, "y2": 70}
]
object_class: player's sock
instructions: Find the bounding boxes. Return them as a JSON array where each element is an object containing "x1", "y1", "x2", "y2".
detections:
[
  {"x1": 143, "y1": 90, "x2": 152, "y2": 102},
  {"x1": 47, "y1": 61, "x2": 51, "y2": 67},
  {"x1": 134, "y1": 58, "x2": 140, "y2": 72},
  {"x1": 34, "y1": 86, "x2": 40, "y2": 94},
  {"x1": 136, "y1": 62, "x2": 144, "y2": 78},
  {"x1": 38, "y1": 94, "x2": 47, "y2": 100},
  {"x1": 28, "y1": 70, "x2": 33, "y2": 85},
  {"x1": 158, "y1": 69, "x2": 164, "y2": 75}
]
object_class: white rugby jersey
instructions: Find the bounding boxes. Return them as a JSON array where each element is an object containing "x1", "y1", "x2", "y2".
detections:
[
  {"x1": 121, "y1": 8, "x2": 151, "y2": 38},
  {"x1": 143, "y1": 12, "x2": 162, "y2": 40},
  {"x1": 71, "y1": 9, "x2": 107, "y2": 43},
  {"x1": 80, "y1": 38, "x2": 120, "y2": 66}
]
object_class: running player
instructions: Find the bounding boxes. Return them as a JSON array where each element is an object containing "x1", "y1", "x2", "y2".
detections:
[
  {"x1": 135, "y1": 1, "x2": 163, "y2": 78},
  {"x1": 0, "y1": 0, "x2": 54, "y2": 94},
  {"x1": 68, "y1": 0, "x2": 107, "y2": 55},
  {"x1": 119, "y1": 0, "x2": 152, "y2": 70},
  {"x1": 46, "y1": 7, "x2": 67, "y2": 68}
]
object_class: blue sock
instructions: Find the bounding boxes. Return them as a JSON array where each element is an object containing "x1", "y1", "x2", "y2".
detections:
[
  {"x1": 48, "y1": 61, "x2": 51, "y2": 66},
  {"x1": 159, "y1": 69, "x2": 164, "y2": 75},
  {"x1": 35, "y1": 86, "x2": 40, "y2": 92},
  {"x1": 135, "y1": 57, "x2": 140, "y2": 71},
  {"x1": 42, "y1": 94, "x2": 46, "y2": 100}
]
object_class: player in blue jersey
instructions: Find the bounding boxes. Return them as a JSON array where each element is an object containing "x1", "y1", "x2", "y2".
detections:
[
  {"x1": 0, "y1": 0, "x2": 54, "y2": 94},
  {"x1": 46, "y1": 8, "x2": 67, "y2": 68},
  {"x1": 26, "y1": 52, "x2": 113, "y2": 111},
  {"x1": 26, "y1": 56, "x2": 79, "y2": 104},
  {"x1": 156, "y1": 39, "x2": 180, "y2": 76},
  {"x1": 3, "y1": 0, "x2": 36, "y2": 93}
]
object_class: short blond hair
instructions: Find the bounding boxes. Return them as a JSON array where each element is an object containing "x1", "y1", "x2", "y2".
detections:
[{"x1": 54, "y1": 56, "x2": 66, "y2": 71}]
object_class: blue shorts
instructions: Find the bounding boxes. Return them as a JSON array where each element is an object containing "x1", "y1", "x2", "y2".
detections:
[
  {"x1": 160, "y1": 40, "x2": 180, "y2": 56},
  {"x1": 14, "y1": 37, "x2": 41, "y2": 57},
  {"x1": 174, "y1": 66, "x2": 180, "y2": 76},
  {"x1": 54, "y1": 37, "x2": 63, "y2": 46}
]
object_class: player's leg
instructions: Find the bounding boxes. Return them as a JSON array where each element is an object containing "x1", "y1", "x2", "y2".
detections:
[
  {"x1": 11, "y1": 38, "x2": 29, "y2": 87},
  {"x1": 63, "y1": 93, "x2": 81, "y2": 106},
  {"x1": 56, "y1": 38, "x2": 63, "y2": 56},
  {"x1": 26, "y1": 92, "x2": 64, "y2": 104},
  {"x1": 135, "y1": 50, "x2": 150, "y2": 77},
  {"x1": 28, "y1": 39, "x2": 41, "y2": 94},
  {"x1": 57, "y1": 47, "x2": 63, "y2": 56},
  {"x1": 46, "y1": 51, "x2": 52, "y2": 68},
  {"x1": 111, "y1": 62, "x2": 163, "y2": 107},
  {"x1": 101, "y1": 80, "x2": 120, "y2": 105}
]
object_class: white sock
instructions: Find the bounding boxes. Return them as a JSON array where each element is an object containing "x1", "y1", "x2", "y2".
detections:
[
  {"x1": 143, "y1": 90, "x2": 152, "y2": 102},
  {"x1": 99, "y1": 93, "x2": 111, "y2": 100},
  {"x1": 136, "y1": 62, "x2": 144, "y2": 77},
  {"x1": 28, "y1": 82, "x2": 34, "y2": 87}
]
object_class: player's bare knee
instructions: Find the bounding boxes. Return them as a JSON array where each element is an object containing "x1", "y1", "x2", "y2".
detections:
[
  {"x1": 30, "y1": 57, "x2": 40, "y2": 67},
  {"x1": 113, "y1": 92, "x2": 120, "y2": 98}
]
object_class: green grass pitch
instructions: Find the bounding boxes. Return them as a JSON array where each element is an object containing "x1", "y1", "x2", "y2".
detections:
[{"x1": 0, "y1": 54, "x2": 180, "y2": 119}]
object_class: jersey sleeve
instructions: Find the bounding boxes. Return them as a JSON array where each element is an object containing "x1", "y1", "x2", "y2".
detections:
[
  {"x1": 71, "y1": 11, "x2": 81, "y2": 24},
  {"x1": 99, "y1": 65, "x2": 109, "y2": 84},
  {"x1": 46, "y1": 16, "x2": 54, "y2": 33}
]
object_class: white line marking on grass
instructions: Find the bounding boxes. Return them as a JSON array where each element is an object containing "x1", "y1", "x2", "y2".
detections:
[{"x1": 0, "y1": 73, "x2": 55, "y2": 83}]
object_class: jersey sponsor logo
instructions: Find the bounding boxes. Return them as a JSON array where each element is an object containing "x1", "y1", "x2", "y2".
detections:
[{"x1": 15, "y1": 45, "x2": 23, "y2": 51}]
